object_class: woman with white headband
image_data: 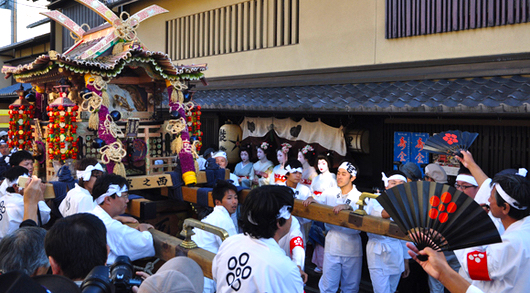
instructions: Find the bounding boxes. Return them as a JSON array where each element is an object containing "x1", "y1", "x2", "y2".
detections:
[
  {"x1": 366, "y1": 170, "x2": 410, "y2": 293},
  {"x1": 89, "y1": 174, "x2": 154, "y2": 265},
  {"x1": 59, "y1": 158, "x2": 106, "y2": 217},
  {"x1": 456, "y1": 174, "x2": 530, "y2": 293}
]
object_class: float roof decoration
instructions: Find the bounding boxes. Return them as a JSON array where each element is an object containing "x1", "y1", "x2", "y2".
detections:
[{"x1": 2, "y1": 0, "x2": 207, "y2": 83}]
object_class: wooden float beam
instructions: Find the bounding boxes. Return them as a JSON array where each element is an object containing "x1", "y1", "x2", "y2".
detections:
[
  {"x1": 176, "y1": 187, "x2": 409, "y2": 241},
  {"x1": 149, "y1": 229, "x2": 215, "y2": 279}
]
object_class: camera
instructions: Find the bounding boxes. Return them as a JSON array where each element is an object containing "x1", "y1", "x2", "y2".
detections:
[{"x1": 81, "y1": 256, "x2": 143, "y2": 293}]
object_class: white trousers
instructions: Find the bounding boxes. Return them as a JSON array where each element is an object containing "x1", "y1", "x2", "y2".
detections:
[
  {"x1": 319, "y1": 254, "x2": 362, "y2": 293},
  {"x1": 368, "y1": 268, "x2": 401, "y2": 293}
]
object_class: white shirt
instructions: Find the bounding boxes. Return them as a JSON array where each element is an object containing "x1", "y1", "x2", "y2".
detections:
[
  {"x1": 59, "y1": 184, "x2": 96, "y2": 217},
  {"x1": 278, "y1": 216, "x2": 305, "y2": 268},
  {"x1": 192, "y1": 205, "x2": 237, "y2": 254},
  {"x1": 212, "y1": 233, "x2": 303, "y2": 293},
  {"x1": 0, "y1": 192, "x2": 50, "y2": 239},
  {"x1": 229, "y1": 173, "x2": 240, "y2": 186},
  {"x1": 90, "y1": 205, "x2": 155, "y2": 264},
  {"x1": 310, "y1": 171, "x2": 337, "y2": 200},
  {"x1": 366, "y1": 198, "x2": 408, "y2": 274},
  {"x1": 459, "y1": 216, "x2": 530, "y2": 293},
  {"x1": 322, "y1": 186, "x2": 363, "y2": 257}
]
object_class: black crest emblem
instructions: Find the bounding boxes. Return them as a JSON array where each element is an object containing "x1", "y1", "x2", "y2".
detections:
[
  {"x1": 290, "y1": 125, "x2": 302, "y2": 137},
  {"x1": 226, "y1": 253, "x2": 252, "y2": 291},
  {"x1": 247, "y1": 122, "x2": 256, "y2": 133}
]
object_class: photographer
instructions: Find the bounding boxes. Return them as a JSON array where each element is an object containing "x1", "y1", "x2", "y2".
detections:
[{"x1": 45, "y1": 213, "x2": 108, "y2": 284}]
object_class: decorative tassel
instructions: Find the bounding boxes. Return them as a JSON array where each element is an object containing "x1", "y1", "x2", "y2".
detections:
[
  {"x1": 101, "y1": 90, "x2": 110, "y2": 108},
  {"x1": 88, "y1": 111, "x2": 99, "y2": 130},
  {"x1": 178, "y1": 90, "x2": 184, "y2": 103},
  {"x1": 113, "y1": 162, "x2": 126, "y2": 177},
  {"x1": 171, "y1": 135, "x2": 183, "y2": 154},
  {"x1": 171, "y1": 90, "x2": 179, "y2": 103}
]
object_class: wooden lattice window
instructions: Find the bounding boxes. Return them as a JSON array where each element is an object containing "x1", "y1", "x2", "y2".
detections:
[
  {"x1": 386, "y1": 0, "x2": 530, "y2": 39},
  {"x1": 166, "y1": 0, "x2": 299, "y2": 60}
]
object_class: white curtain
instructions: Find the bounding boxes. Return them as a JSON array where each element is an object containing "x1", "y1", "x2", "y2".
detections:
[{"x1": 240, "y1": 117, "x2": 347, "y2": 156}]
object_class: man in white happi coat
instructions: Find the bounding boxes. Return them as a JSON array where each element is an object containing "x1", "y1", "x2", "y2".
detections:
[
  {"x1": 59, "y1": 158, "x2": 105, "y2": 217},
  {"x1": 0, "y1": 167, "x2": 50, "y2": 239},
  {"x1": 365, "y1": 171, "x2": 410, "y2": 293},
  {"x1": 456, "y1": 173, "x2": 530, "y2": 293},
  {"x1": 304, "y1": 160, "x2": 363, "y2": 293},
  {"x1": 212, "y1": 185, "x2": 304, "y2": 293},
  {"x1": 192, "y1": 180, "x2": 239, "y2": 293},
  {"x1": 280, "y1": 160, "x2": 312, "y2": 242},
  {"x1": 89, "y1": 174, "x2": 154, "y2": 264}
]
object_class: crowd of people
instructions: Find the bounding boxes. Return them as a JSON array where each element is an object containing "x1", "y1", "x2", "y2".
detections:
[{"x1": 0, "y1": 138, "x2": 528, "y2": 293}]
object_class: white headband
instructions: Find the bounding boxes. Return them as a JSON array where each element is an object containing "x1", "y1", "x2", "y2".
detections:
[
  {"x1": 276, "y1": 205, "x2": 292, "y2": 220},
  {"x1": 381, "y1": 172, "x2": 407, "y2": 188},
  {"x1": 96, "y1": 184, "x2": 128, "y2": 205},
  {"x1": 76, "y1": 163, "x2": 105, "y2": 181},
  {"x1": 247, "y1": 205, "x2": 292, "y2": 225},
  {"x1": 213, "y1": 151, "x2": 227, "y2": 159},
  {"x1": 285, "y1": 166, "x2": 303, "y2": 174},
  {"x1": 456, "y1": 174, "x2": 478, "y2": 186},
  {"x1": 494, "y1": 183, "x2": 528, "y2": 210},
  {"x1": 518, "y1": 168, "x2": 528, "y2": 177},
  {"x1": 339, "y1": 162, "x2": 357, "y2": 177}
]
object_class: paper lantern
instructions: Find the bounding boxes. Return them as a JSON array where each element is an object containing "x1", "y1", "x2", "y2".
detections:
[{"x1": 219, "y1": 121, "x2": 242, "y2": 164}]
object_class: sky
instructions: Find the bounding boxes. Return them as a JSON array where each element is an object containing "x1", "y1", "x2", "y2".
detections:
[{"x1": 0, "y1": 0, "x2": 50, "y2": 47}]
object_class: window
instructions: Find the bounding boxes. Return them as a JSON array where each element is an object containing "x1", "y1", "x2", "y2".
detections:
[
  {"x1": 166, "y1": 0, "x2": 299, "y2": 60},
  {"x1": 386, "y1": 0, "x2": 530, "y2": 39}
]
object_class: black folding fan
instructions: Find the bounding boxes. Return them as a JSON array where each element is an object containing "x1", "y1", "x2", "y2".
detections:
[
  {"x1": 423, "y1": 130, "x2": 478, "y2": 156},
  {"x1": 377, "y1": 181, "x2": 501, "y2": 258}
]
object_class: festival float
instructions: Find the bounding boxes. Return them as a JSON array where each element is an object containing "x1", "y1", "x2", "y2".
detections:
[
  {"x1": 0, "y1": 2, "x2": 452, "y2": 281},
  {"x1": 2, "y1": 0, "x2": 206, "y2": 187}
]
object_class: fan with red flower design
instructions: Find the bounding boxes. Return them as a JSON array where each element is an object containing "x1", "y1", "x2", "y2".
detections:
[
  {"x1": 377, "y1": 181, "x2": 501, "y2": 260},
  {"x1": 423, "y1": 130, "x2": 478, "y2": 156}
]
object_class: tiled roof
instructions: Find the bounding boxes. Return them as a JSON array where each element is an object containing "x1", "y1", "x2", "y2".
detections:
[
  {"x1": 0, "y1": 83, "x2": 31, "y2": 97},
  {"x1": 193, "y1": 76, "x2": 530, "y2": 114}
]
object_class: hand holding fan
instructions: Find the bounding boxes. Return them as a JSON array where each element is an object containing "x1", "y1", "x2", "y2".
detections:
[
  {"x1": 423, "y1": 130, "x2": 478, "y2": 157},
  {"x1": 377, "y1": 181, "x2": 501, "y2": 260}
]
